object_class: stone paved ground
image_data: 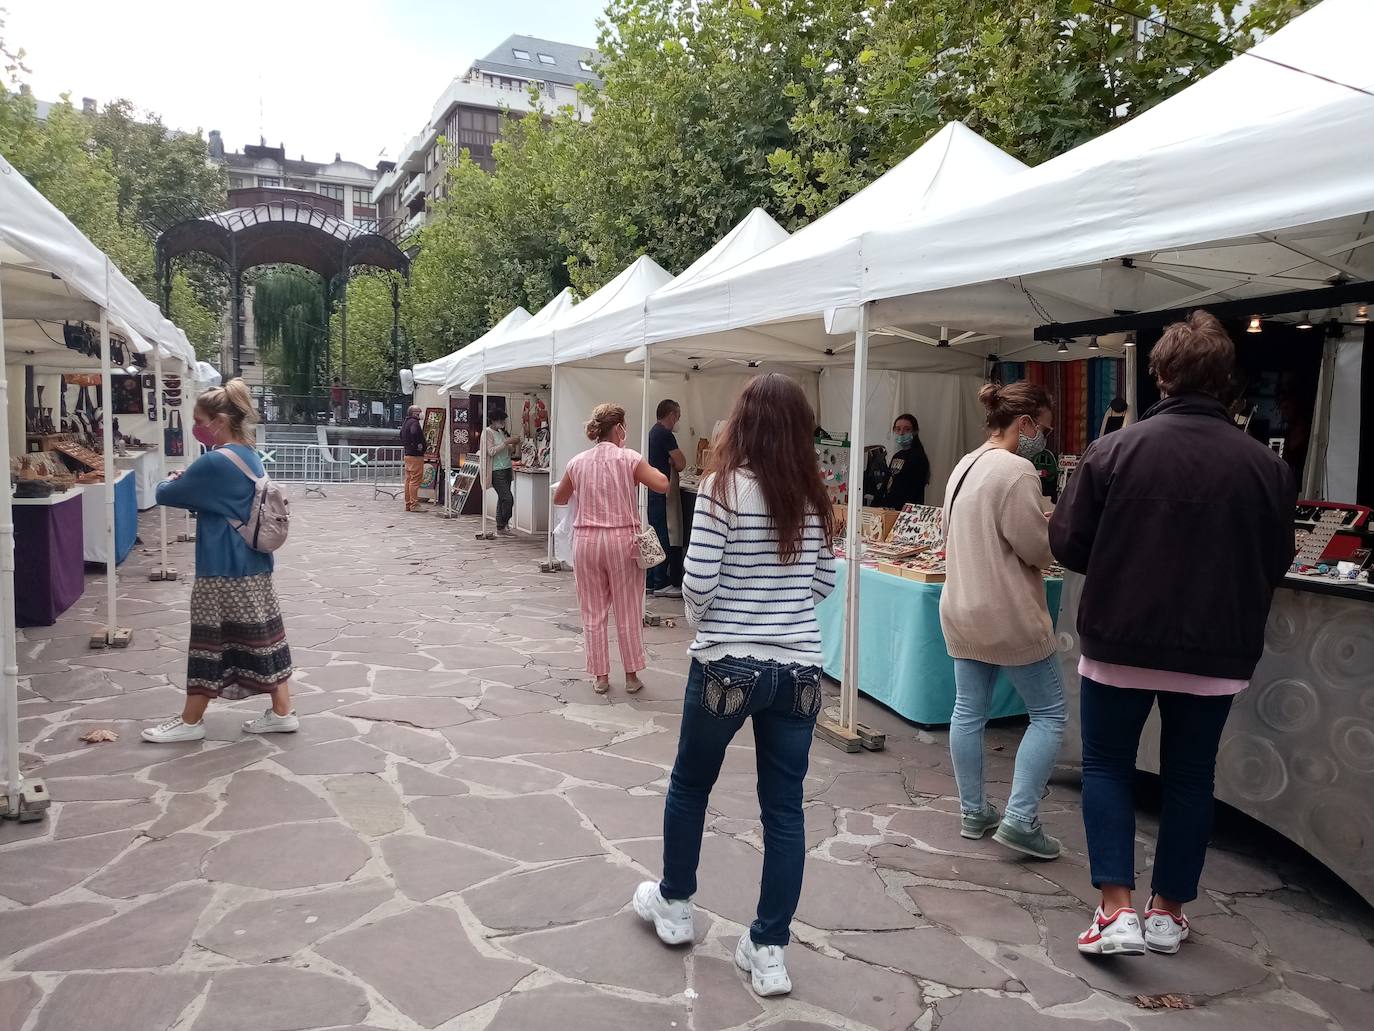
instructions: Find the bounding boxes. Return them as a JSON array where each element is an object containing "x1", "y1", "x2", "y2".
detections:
[{"x1": 3, "y1": 487, "x2": 1373, "y2": 1031}]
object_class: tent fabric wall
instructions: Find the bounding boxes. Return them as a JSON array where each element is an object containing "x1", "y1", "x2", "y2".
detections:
[
  {"x1": 1326, "y1": 337, "x2": 1363, "y2": 503},
  {"x1": 818, "y1": 369, "x2": 985, "y2": 507},
  {"x1": 552, "y1": 366, "x2": 821, "y2": 481}
]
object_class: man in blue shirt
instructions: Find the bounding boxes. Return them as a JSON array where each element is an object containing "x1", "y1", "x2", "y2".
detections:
[{"x1": 647, "y1": 399, "x2": 686, "y2": 595}]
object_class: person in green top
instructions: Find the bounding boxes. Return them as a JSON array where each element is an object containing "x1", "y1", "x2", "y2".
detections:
[{"x1": 482, "y1": 408, "x2": 522, "y2": 536}]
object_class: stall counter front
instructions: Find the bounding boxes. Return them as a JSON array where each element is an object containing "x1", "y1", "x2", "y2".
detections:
[
  {"x1": 514, "y1": 467, "x2": 549, "y2": 535},
  {"x1": 816, "y1": 559, "x2": 1063, "y2": 725},
  {"x1": 81, "y1": 469, "x2": 138, "y2": 566},
  {"x1": 14, "y1": 487, "x2": 86, "y2": 626},
  {"x1": 115, "y1": 449, "x2": 161, "y2": 510}
]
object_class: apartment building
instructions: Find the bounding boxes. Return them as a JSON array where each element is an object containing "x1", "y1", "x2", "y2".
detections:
[
  {"x1": 373, "y1": 34, "x2": 601, "y2": 242},
  {"x1": 209, "y1": 133, "x2": 385, "y2": 230}
]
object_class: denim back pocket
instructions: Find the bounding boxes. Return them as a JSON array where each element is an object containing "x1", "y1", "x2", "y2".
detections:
[
  {"x1": 792, "y1": 665, "x2": 823, "y2": 719},
  {"x1": 702, "y1": 661, "x2": 759, "y2": 718}
]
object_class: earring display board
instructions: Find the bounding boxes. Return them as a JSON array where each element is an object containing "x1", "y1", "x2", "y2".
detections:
[
  {"x1": 449, "y1": 395, "x2": 470, "y2": 467},
  {"x1": 816, "y1": 437, "x2": 851, "y2": 506},
  {"x1": 889, "y1": 504, "x2": 944, "y2": 549}
]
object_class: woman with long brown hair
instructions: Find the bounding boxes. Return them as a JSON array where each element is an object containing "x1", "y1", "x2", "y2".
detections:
[
  {"x1": 554, "y1": 403, "x2": 668, "y2": 694},
  {"x1": 632, "y1": 373, "x2": 836, "y2": 998}
]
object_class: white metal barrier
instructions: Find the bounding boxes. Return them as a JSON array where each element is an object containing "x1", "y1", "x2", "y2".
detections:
[{"x1": 252, "y1": 444, "x2": 405, "y2": 500}]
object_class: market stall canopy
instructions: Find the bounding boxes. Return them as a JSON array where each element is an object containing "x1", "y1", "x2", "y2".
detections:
[
  {"x1": 640, "y1": 122, "x2": 1027, "y2": 373},
  {"x1": 445, "y1": 288, "x2": 576, "y2": 394},
  {"x1": 849, "y1": 0, "x2": 1374, "y2": 359},
  {"x1": 415, "y1": 306, "x2": 531, "y2": 389},
  {"x1": 565, "y1": 207, "x2": 790, "y2": 367},
  {"x1": 0, "y1": 154, "x2": 196, "y2": 367}
]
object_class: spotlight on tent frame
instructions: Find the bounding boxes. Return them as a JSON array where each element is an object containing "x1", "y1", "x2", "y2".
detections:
[
  {"x1": 1247, "y1": 315, "x2": 1263, "y2": 334},
  {"x1": 1356, "y1": 304, "x2": 1370, "y2": 324},
  {"x1": 1088, "y1": 336, "x2": 1100, "y2": 350},
  {"x1": 1056, "y1": 340, "x2": 1070, "y2": 354},
  {"x1": 1296, "y1": 313, "x2": 1314, "y2": 330},
  {"x1": 937, "y1": 326, "x2": 950, "y2": 348}
]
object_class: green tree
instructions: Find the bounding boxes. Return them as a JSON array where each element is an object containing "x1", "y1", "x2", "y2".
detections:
[
  {"x1": 330, "y1": 270, "x2": 404, "y2": 391},
  {"x1": 253, "y1": 267, "x2": 327, "y2": 403}
]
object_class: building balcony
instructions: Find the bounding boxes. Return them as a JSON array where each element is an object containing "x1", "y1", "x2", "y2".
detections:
[
  {"x1": 403, "y1": 209, "x2": 428, "y2": 236},
  {"x1": 399, "y1": 174, "x2": 425, "y2": 208}
]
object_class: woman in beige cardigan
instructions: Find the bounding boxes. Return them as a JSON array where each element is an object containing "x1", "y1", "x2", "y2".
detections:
[{"x1": 940, "y1": 381, "x2": 1064, "y2": 860}]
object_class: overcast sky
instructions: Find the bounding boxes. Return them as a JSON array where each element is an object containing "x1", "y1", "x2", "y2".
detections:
[{"x1": 10, "y1": 0, "x2": 607, "y2": 165}]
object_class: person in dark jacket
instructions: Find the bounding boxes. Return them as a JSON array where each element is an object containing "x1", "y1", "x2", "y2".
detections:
[
  {"x1": 399, "y1": 405, "x2": 426, "y2": 511},
  {"x1": 1049, "y1": 310, "x2": 1295, "y2": 959},
  {"x1": 875, "y1": 413, "x2": 931, "y2": 509}
]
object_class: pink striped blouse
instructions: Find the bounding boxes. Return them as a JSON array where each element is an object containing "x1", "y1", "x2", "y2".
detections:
[{"x1": 567, "y1": 442, "x2": 641, "y2": 530}]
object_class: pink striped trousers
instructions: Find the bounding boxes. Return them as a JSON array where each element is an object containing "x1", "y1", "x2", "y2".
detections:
[{"x1": 574, "y1": 527, "x2": 645, "y2": 678}]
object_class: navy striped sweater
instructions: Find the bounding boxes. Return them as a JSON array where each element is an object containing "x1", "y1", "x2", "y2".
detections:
[{"x1": 682, "y1": 470, "x2": 837, "y2": 666}]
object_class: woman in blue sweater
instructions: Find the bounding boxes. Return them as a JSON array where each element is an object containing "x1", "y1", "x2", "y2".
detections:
[{"x1": 142, "y1": 379, "x2": 296, "y2": 743}]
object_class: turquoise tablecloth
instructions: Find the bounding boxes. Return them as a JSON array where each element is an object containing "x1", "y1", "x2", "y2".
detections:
[{"x1": 816, "y1": 560, "x2": 1063, "y2": 725}]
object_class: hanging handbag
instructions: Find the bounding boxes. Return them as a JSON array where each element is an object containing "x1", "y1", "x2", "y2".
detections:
[
  {"x1": 634, "y1": 523, "x2": 666, "y2": 569},
  {"x1": 164, "y1": 408, "x2": 184, "y2": 457}
]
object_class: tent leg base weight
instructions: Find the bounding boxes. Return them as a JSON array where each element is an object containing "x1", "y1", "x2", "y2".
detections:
[
  {"x1": 475, "y1": 532, "x2": 496, "y2": 540},
  {"x1": 176, "y1": 533, "x2": 196, "y2": 543},
  {"x1": 149, "y1": 569, "x2": 179, "y2": 582},
  {"x1": 1, "y1": 780, "x2": 50, "y2": 823},
  {"x1": 643, "y1": 613, "x2": 663, "y2": 627},
  {"x1": 815, "y1": 716, "x2": 863, "y2": 753},
  {"x1": 540, "y1": 560, "x2": 564, "y2": 573},
  {"x1": 90, "y1": 629, "x2": 133, "y2": 650},
  {"x1": 857, "y1": 723, "x2": 886, "y2": 751}
]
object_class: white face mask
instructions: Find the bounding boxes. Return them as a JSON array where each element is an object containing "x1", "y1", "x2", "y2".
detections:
[{"x1": 1016, "y1": 419, "x2": 1047, "y2": 459}]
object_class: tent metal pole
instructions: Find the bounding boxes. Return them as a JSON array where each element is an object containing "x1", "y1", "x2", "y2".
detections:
[
  {"x1": 97, "y1": 264, "x2": 120, "y2": 648},
  {"x1": 545, "y1": 363, "x2": 559, "y2": 569},
  {"x1": 1123, "y1": 338, "x2": 1138, "y2": 426},
  {"x1": 640, "y1": 347, "x2": 651, "y2": 521},
  {"x1": 0, "y1": 267, "x2": 24, "y2": 815},
  {"x1": 479, "y1": 374, "x2": 490, "y2": 540},
  {"x1": 840, "y1": 302, "x2": 871, "y2": 736},
  {"x1": 153, "y1": 348, "x2": 170, "y2": 578}
]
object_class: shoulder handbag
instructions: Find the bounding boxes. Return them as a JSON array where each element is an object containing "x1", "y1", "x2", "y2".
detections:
[
  {"x1": 943, "y1": 448, "x2": 994, "y2": 541},
  {"x1": 164, "y1": 409, "x2": 184, "y2": 457},
  {"x1": 634, "y1": 523, "x2": 666, "y2": 569}
]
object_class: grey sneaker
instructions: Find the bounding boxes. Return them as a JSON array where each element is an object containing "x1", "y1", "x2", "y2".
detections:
[
  {"x1": 243, "y1": 709, "x2": 300, "y2": 734},
  {"x1": 960, "y1": 803, "x2": 1001, "y2": 840},
  {"x1": 993, "y1": 818, "x2": 1061, "y2": 859}
]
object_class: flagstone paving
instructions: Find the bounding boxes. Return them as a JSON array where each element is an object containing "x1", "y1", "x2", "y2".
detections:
[{"x1": 4, "y1": 488, "x2": 1372, "y2": 1030}]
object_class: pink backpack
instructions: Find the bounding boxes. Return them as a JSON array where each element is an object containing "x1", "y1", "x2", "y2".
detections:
[{"x1": 219, "y1": 448, "x2": 291, "y2": 553}]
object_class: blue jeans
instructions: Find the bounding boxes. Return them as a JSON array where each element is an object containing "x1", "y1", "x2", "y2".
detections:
[
  {"x1": 646, "y1": 493, "x2": 670, "y2": 590},
  {"x1": 1080, "y1": 676, "x2": 1234, "y2": 903},
  {"x1": 660, "y1": 656, "x2": 822, "y2": 946},
  {"x1": 950, "y1": 655, "x2": 1065, "y2": 828}
]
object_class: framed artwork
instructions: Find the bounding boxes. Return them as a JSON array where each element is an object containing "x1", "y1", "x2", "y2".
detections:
[
  {"x1": 422, "y1": 407, "x2": 446, "y2": 462},
  {"x1": 111, "y1": 374, "x2": 145, "y2": 415}
]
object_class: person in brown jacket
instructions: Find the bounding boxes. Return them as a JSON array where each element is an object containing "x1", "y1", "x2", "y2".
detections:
[{"x1": 940, "y1": 381, "x2": 1064, "y2": 861}]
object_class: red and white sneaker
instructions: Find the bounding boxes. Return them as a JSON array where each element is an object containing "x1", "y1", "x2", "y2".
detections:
[
  {"x1": 1077, "y1": 906, "x2": 1146, "y2": 956},
  {"x1": 1143, "y1": 900, "x2": 1189, "y2": 954}
]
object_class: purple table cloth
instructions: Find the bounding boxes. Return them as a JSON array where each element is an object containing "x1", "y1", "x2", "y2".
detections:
[{"x1": 15, "y1": 489, "x2": 85, "y2": 627}]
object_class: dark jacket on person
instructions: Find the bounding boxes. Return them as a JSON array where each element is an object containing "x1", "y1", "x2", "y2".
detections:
[
  {"x1": 1048, "y1": 393, "x2": 1295, "y2": 680},
  {"x1": 876, "y1": 441, "x2": 931, "y2": 510},
  {"x1": 399, "y1": 415, "x2": 425, "y2": 457}
]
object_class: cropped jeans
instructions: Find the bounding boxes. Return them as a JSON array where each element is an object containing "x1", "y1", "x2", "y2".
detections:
[
  {"x1": 950, "y1": 655, "x2": 1066, "y2": 828},
  {"x1": 660, "y1": 655, "x2": 823, "y2": 946}
]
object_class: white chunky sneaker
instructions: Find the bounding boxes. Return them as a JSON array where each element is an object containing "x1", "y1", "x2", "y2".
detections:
[
  {"x1": 1143, "y1": 900, "x2": 1190, "y2": 954},
  {"x1": 735, "y1": 933, "x2": 792, "y2": 996},
  {"x1": 141, "y1": 717, "x2": 206, "y2": 744},
  {"x1": 632, "y1": 882, "x2": 694, "y2": 945},
  {"x1": 1077, "y1": 906, "x2": 1146, "y2": 956},
  {"x1": 242, "y1": 709, "x2": 300, "y2": 734}
]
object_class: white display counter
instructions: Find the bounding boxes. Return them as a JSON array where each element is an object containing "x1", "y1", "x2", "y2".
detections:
[
  {"x1": 115, "y1": 449, "x2": 160, "y2": 510},
  {"x1": 514, "y1": 467, "x2": 549, "y2": 535}
]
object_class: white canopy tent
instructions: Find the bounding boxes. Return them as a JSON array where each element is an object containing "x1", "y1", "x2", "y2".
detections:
[
  {"x1": 442, "y1": 288, "x2": 577, "y2": 396},
  {"x1": 1, "y1": 155, "x2": 196, "y2": 815},
  {"x1": 411, "y1": 305, "x2": 532, "y2": 390}
]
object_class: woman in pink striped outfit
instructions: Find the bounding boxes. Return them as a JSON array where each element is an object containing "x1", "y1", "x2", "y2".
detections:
[{"x1": 555, "y1": 404, "x2": 669, "y2": 695}]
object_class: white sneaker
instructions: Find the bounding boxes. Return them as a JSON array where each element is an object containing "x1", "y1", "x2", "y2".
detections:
[
  {"x1": 141, "y1": 717, "x2": 206, "y2": 744},
  {"x1": 497, "y1": 527, "x2": 516, "y2": 538},
  {"x1": 632, "y1": 881, "x2": 694, "y2": 945},
  {"x1": 1143, "y1": 900, "x2": 1190, "y2": 954},
  {"x1": 735, "y1": 933, "x2": 792, "y2": 996},
  {"x1": 242, "y1": 709, "x2": 300, "y2": 734},
  {"x1": 1077, "y1": 906, "x2": 1146, "y2": 956},
  {"x1": 652, "y1": 585, "x2": 682, "y2": 598}
]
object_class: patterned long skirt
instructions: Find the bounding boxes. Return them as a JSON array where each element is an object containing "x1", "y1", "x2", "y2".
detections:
[{"x1": 187, "y1": 573, "x2": 294, "y2": 699}]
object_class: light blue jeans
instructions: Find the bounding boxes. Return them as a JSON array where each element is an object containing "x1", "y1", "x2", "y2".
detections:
[{"x1": 950, "y1": 655, "x2": 1066, "y2": 828}]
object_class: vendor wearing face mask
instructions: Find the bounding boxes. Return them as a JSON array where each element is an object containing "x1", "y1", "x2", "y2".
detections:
[
  {"x1": 875, "y1": 413, "x2": 931, "y2": 509},
  {"x1": 939, "y1": 380, "x2": 1064, "y2": 862}
]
